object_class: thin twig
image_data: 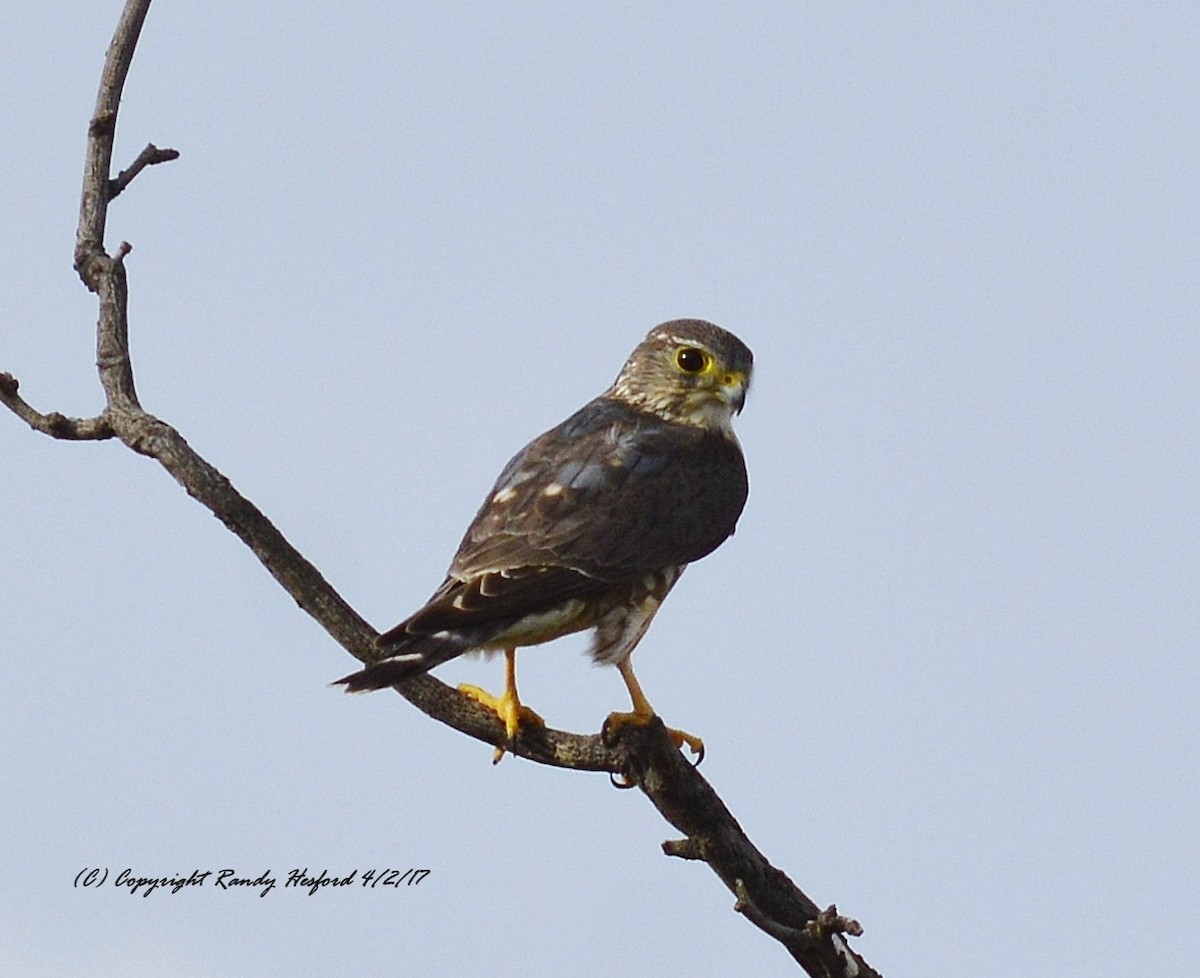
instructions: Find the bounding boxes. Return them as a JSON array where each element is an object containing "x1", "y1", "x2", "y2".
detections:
[
  {"x1": 732, "y1": 881, "x2": 865, "y2": 976},
  {"x1": 109, "y1": 143, "x2": 179, "y2": 200},
  {"x1": 662, "y1": 837, "x2": 706, "y2": 860},
  {"x1": 75, "y1": 0, "x2": 154, "y2": 289},
  {"x1": 0, "y1": 373, "x2": 113, "y2": 440},
  {"x1": 734, "y1": 879, "x2": 815, "y2": 951}
]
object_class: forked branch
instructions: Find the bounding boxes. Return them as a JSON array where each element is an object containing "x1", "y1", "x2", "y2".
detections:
[{"x1": 2, "y1": 3, "x2": 879, "y2": 975}]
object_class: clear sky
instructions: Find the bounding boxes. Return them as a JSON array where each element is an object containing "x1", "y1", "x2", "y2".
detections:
[{"x1": 3, "y1": 3, "x2": 1197, "y2": 976}]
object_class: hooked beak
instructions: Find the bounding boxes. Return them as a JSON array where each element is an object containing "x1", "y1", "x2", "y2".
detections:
[{"x1": 720, "y1": 370, "x2": 749, "y2": 414}]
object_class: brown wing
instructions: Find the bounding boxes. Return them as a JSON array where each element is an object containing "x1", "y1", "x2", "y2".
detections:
[
  {"x1": 450, "y1": 396, "x2": 747, "y2": 582},
  {"x1": 378, "y1": 396, "x2": 746, "y2": 648}
]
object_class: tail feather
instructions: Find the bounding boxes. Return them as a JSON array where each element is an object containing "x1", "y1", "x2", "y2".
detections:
[{"x1": 333, "y1": 631, "x2": 470, "y2": 693}]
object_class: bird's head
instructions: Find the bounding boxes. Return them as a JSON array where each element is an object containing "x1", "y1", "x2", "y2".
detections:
[{"x1": 609, "y1": 319, "x2": 753, "y2": 433}]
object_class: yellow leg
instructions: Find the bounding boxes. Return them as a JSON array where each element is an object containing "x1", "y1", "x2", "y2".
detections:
[
  {"x1": 458, "y1": 648, "x2": 544, "y2": 764},
  {"x1": 604, "y1": 658, "x2": 704, "y2": 761}
]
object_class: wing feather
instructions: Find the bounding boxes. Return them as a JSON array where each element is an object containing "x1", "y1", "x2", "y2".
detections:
[
  {"x1": 450, "y1": 397, "x2": 748, "y2": 581},
  {"x1": 377, "y1": 397, "x2": 746, "y2": 650}
]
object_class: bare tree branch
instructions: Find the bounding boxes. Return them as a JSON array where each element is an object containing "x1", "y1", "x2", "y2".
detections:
[
  {"x1": 109, "y1": 142, "x2": 179, "y2": 200},
  {"x1": 3, "y1": 3, "x2": 881, "y2": 975},
  {"x1": 732, "y1": 881, "x2": 866, "y2": 974},
  {"x1": 74, "y1": 0, "x2": 152, "y2": 287},
  {"x1": 0, "y1": 372, "x2": 113, "y2": 440}
]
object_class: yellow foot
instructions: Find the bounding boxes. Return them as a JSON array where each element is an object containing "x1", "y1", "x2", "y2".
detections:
[
  {"x1": 457, "y1": 683, "x2": 545, "y2": 763},
  {"x1": 602, "y1": 710, "x2": 705, "y2": 764}
]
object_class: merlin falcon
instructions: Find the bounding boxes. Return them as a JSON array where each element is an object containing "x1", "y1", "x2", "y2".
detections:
[{"x1": 336, "y1": 319, "x2": 752, "y2": 762}]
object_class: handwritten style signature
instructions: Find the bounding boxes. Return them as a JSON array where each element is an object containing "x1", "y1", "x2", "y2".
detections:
[{"x1": 74, "y1": 867, "x2": 430, "y2": 898}]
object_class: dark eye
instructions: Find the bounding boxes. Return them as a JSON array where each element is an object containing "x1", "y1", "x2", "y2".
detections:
[{"x1": 676, "y1": 347, "x2": 708, "y2": 373}]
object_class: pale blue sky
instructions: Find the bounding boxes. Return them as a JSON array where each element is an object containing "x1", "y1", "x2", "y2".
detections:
[{"x1": 3, "y1": 3, "x2": 1198, "y2": 975}]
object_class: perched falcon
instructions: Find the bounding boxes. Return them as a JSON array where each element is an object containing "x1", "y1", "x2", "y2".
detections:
[{"x1": 336, "y1": 319, "x2": 752, "y2": 762}]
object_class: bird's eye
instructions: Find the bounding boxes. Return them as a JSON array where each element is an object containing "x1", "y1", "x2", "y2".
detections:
[{"x1": 676, "y1": 347, "x2": 708, "y2": 373}]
